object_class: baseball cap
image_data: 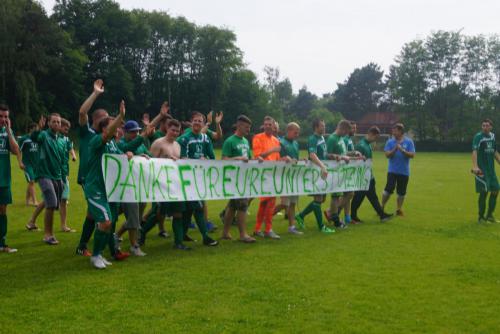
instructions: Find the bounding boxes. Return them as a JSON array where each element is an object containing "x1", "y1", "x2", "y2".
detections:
[{"x1": 124, "y1": 120, "x2": 142, "y2": 132}]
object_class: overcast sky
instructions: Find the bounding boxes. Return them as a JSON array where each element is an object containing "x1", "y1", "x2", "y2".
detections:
[{"x1": 40, "y1": 0, "x2": 500, "y2": 95}]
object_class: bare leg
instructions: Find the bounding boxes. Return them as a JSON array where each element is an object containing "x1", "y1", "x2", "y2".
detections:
[
  {"x1": 128, "y1": 228, "x2": 138, "y2": 247},
  {"x1": 28, "y1": 181, "x2": 38, "y2": 205},
  {"x1": 287, "y1": 204, "x2": 296, "y2": 227},
  {"x1": 397, "y1": 195, "x2": 405, "y2": 211},
  {"x1": 28, "y1": 201, "x2": 45, "y2": 228},
  {"x1": 236, "y1": 210, "x2": 250, "y2": 239},
  {"x1": 59, "y1": 199, "x2": 68, "y2": 230},
  {"x1": 342, "y1": 192, "x2": 354, "y2": 216},
  {"x1": 222, "y1": 206, "x2": 236, "y2": 238},
  {"x1": 44, "y1": 208, "x2": 55, "y2": 240},
  {"x1": 381, "y1": 192, "x2": 391, "y2": 210}
]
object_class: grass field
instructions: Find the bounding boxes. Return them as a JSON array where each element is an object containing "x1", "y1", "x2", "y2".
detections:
[{"x1": 2, "y1": 151, "x2": 500, "y2": 333}]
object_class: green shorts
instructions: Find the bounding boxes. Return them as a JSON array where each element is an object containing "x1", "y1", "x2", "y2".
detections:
[
  {"x1": 0, "y1": 186, "x2": 12, "y2": 205},
  {"x1": 86, "y1": 195, "x2": 117, "y2": 223},
  {"x1": 475, "y1": 173, "x2": 500, "y2": 193},
  {"x1": 24, "y1": 165, "x2": 36, "y2": 182},
  {"x1": 159, "y1": 201, "x2": 186, "y2": 216},
  {"x1": 62, "y1": 178, "x2": 70, "y2": 200}
]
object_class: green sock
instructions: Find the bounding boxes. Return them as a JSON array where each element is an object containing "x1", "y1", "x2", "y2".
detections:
[
  {"x1": 78, "y1": 216, "x2": 95, "y2": 249},
  {"x1": 172, "y1": 217, "x2": 184, "y2": 245},
  {"x1": 487, "y1": 193, "x2": 498, "y2": 217},
  {"x1": 479, "y1": 192, "x2": 487, "y2": 218},
  {"x1": 300, "y1": 201, "x2": 316, "y2": 218},
  {"x1": 312, "y1": 202, "x2": 324, "y2": 229},
  {"x1": 0, "y1": 214, "x2": 7, "y2": 247},
  {"x1": 92, "y1": 229, "x2": 109, "y2": 256},
  {"x1": 194, "y1": 210, "x2": 208, "y2": 239}
]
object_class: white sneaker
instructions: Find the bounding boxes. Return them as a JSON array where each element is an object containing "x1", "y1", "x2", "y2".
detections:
[
  {"x1": 90, "y1": 256, "x2": 106, "y2": 269},
  {"x1": 0, "y1": 246, "x2": 18, "y2": 253},
  {"x1": 288, "y1": 226, "x2": 303, "y2": 235},
  {"x1": 265, "y1": 230, "x2": 281, "y2": 239},
  {"x1": 131, "y1": 246, "x2": 147, "y2": 256},
  {"x1": 99, "y1": 255, "x2": 113, "y2": 266}
]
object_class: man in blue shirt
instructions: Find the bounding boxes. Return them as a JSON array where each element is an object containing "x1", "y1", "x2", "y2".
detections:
[{"x1": 381, "y1": 123, "x2": 416, "y2": 216}]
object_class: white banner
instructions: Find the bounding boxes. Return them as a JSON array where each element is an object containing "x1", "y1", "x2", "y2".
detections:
[{"x1": 102, "y1": 154, "x2": 372, "y2": 203}]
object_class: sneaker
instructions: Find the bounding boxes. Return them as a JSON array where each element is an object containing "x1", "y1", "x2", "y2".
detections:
[
  {"x1": 396, "y1": 209, "x2": 404, "y2": 217},
  {"x1": 253, "y1": 231, "x2": 265, "y2": 238},
  {"x1": 99, "y1": 255, "x2": 113, "y2": 266},
  {"x1": 350, "y1": 219, "x2": 360, "y2": 225},
  {"x1": 130, "y1": 246, "x2": 147, "y2": 256},
  {"x1": 276, "y1": 212, "x2": 283, "y2": 216},
  {"x1": 203, "y1": 236, "x2": 219, "y2": 246},
  {"x1": 43, "y1": 237, "x2": 59, "y2": 245},
  {"x1": 76, "y1": 248, "x2": 92, "y2": 257},
  {"x1": 335, "y1": 221, "x2": 347, "y2": 229},
  {"x1": 173, "y1": 243, "x2": 191, "y2": 251},
  {"x1": 295, "y1": 214, "x2": 305, "y2": 229},
  {"x1": 158, "y1": 231, "x2": 169, "y2": 238},
  {"x1": 288, "y1": 226, "x2": 303, "y2": 235},
  {"x1": 113, "y1": 250, "x2": 130, "y2": 261},
  {"x1": 90, "y1": 256, "x2": 106, "y2": 269},
  {"x1": 184, "y1": 235, "x2": 196, "y2": 242},
  {"x1": 380, "y1": 213, "x2": 394, "y2": 222},
  {"x1": 478, "y1": 216, "x2": 487, "y2": 224},
  {"x1": 265, "y1": 230, "x2": 281, "y2": 239},
  {"x1": 320, "y1": 226, "x2": 336, "y2": 234},
  {"x1": 486, "y1": 216, "x2": 499, "y2": 223},
  {"x1": 351, "y1": 216, "x2": 363, "y2": 224},
  {"x1": 206, "y1": 222, "x2": 218, "y2": 233},
  {"x1": 0, "y1": 246, "x2": 18, "y2": 253}
]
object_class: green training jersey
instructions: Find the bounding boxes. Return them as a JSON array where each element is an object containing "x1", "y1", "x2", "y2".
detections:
[
  {"x1": 183, "y1": 127, "x2": 216, "y2": 141},
  {"x1": 177, "y1": 131, "x2": 215, "y2": 159},
  {"x1": 60, "y1": 136, "x2": 73, "y2": 177},
  {"x1": 308, "y1": 134, "x2": 327, "y2": 161},
  {"x1": 18, "y1": 134, "x2": 39, "y2": 168},
  {"x1": 344, "y1": 135, "x2": 355, "y2": 152},
  {"x1": 0, "y1": 127, "x2": 14, "y2": 187},
  {"x1": 280, "y1": 136, "x2": 299, "y2": 160},
  {"x1": 473, "y1": 132, "x2": 497, "y2": 176},
  {"x1": 327, "y1": 133, "x2": 347, "y2": 156},
  {"x1": 222, "y1": 134, "x2": 252, "y2": 159},
  {"x1": 31, "y1": 129, "x2": 64, "y2": 180},
  {"x1": 118, "y1": 136, "x2": 151, "y2": 157},
  {"x1": 84, "y1": 136, "x2": 123, "y2": 198},
  {"x1": 356, "y1": 137, "x2": 374, "y2": 179},
  {"x1": 78, "y1": 123, "x2": 98, "y2": 185}
]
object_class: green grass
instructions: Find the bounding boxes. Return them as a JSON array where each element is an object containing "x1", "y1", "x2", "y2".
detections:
[{"x1": 2, "y1": 151, "x2": 500, "y2": 333}]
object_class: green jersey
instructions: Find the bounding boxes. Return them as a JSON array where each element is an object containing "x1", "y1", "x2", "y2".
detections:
[
  {"x1": 18, "y1": 134, "x2": 39, "y2": 168},
  {"x1": 78, "y1": 123, "x2": 98, "y2": 185},
  {"x1": 344, "y1": 135, "x2": 355, "y2": 152},
  {"x1": 84, "y1": 136, "x2": 123, "y2": 198},
  {"x1": 118, "y1": 136, "x2": 151, "y2": 157},
  {"x1": 0, "y1": 127, "x2": 14, "y2": 187},
  {"x1": 308, "y1": 134, "x2": 327, "y2": 161},
  {"x1": 327, "y1": 133, "x2": 347, "y2": 156},
  {"x1": 60, "y1": 136, "x2": 74, "y2": 177},
  {"x1": 222, "y1": 134, "x2": 252, "y2": 159},
  {"x1": 31, "y1": 129, "x2": 64, "y2": 180},
  {"x1": 356, "y1": 137, "x2": 374, "y2": 179},
  {"x1": 149, "y1": 130, "x2": 165, "y2": 144},
  {"x1": 177, "y1": 131, "x2": 215, "y2": 159},
  {"x1": 473, "y1": 132, "x2": 497, "y2": 176},
  {"x1": 280, "y1": 136, "x2": 299, "y2": 160},
  {"x1": 183, "y1": 127, "x2": 216, "y2": 141}
]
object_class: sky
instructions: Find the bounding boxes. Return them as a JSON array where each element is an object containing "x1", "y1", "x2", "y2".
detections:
[{"x1": 40, "y1": 0, "x2": 500, "y2": 95}]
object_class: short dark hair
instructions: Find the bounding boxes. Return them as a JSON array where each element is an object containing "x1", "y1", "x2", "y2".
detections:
[
  {"x1": 27, "y1": 123, "x2": 38, "y2": 132},
  {"x1": 337, "y1": 120, "x2": 352, "y2": 131},
  {"x1": 312, "y1": 118, "x2": 323, "y2": 130},
  {"x1": 61, "y1": 118, "x2": 71, "y2": 127},
  {"x1": 167, "y1": 119, "x2": 181, "y2": 128},
  {"x1": 263, "y1": 116, "x2": 274, "y2": 123},
  {"x1": 367, "y1": 126, "x2": 381, "y2": 135},
  {"x1": 237, "y1": 115, "x2": 252, "y2": 125},
  {"x1": 392, "y1": 123, "x2": 405, "y2": 132},
  {"x1": 49, "y1": 113, "x2": 61, "y2": 121},
  {"x1": 482, "y1": 118, "x2": 493, "y2": 126},
  {"x1": 191, "y1": 111, "x2": 205, "y2": 121},
  {"x1": 98, "y1": 117, "x2": 112, "y2": 133},
  {"x1": 0, "y1": 104, "x2": 9, "y2": 112}
]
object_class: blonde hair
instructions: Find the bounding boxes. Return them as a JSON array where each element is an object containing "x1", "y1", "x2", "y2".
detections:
[{"x1": 287, "y1": 122, "x2": 300, "y2": 130}]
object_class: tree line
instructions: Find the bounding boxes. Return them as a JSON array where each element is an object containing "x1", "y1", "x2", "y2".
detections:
[{"x1": 1, "y1": 0, "x2": 499, "y2": 143}]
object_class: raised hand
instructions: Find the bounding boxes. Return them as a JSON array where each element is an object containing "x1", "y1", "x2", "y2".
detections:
[
  {"x1": 215, "y1": 111, "x2": 223, "y2": 124},
  {"x1": 119, "y1": 100, "x2": 126, "y2": 118},
  {"x1": 207, "y1": 111, "x2": 213, "y2": 124},
  {"x1": 94, "y1": 79, "x2": 104, "y2": 95},
  {"x1": 142, "y1": 113, "x2": 150, "y2": 126},
  {"x1": 38, "y1": 115, "x2": 46, "y2": 130},
  {"x1": 160, "y1": 102, "x2": 169, "y2": 117},
  {"x1": 142, "y1": 124, "x2": 154, "y2": 138}
]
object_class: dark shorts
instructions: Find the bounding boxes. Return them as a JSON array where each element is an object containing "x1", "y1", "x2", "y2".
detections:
[
  {"x1": 159, "y1": 201, "x2": 186, "y2": 216},
  {"x1": 384, "y1": 173, "x2": 409, "y2": 196},
  {"x1": 39, "y1": 178, "x2": 63, "y2": 209},
  {"x1": 0, "y1": 186, "x2": 12, "y2": 205},
  {"x1": 228, "y1": 198, "x2": 250, "y2": 212},
  {"x1": 24, "y1": 165, "x2": 36, "y2": 182},
  {"x1": 475, "y1": 173, "x2": 500, "y2": 193}
]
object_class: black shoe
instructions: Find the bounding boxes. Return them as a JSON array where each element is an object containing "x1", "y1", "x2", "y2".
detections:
[
  {"x1": 158, "y1": 231, "x2": 169, "y2": 238},
  {"x1": 351, "y1": 216, "x2": 363, "y2": 223},
  {"x1": 380, "y1": 212, "x2": 394, "y2": 222},
  {"x1": 203, "y1": 236, "x2": 219, "y2": 246},
  {"x1": 173, "y1": 243, "x2": 191, "y2": 251},
  {"x1": 184, "y1": 235, "x2": 196, "y2": 242}
]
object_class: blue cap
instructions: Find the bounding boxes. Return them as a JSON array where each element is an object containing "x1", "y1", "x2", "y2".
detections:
[{"x1": 124, "y1": 120, "x2": 141, "y2": 132}]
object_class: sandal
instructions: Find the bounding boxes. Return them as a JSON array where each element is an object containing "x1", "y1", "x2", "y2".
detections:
[
  {"x1": 61, "y1": 227, "x2": 76, "y2": 233},
  {"x1": 25, "y1": 223, "x2": 39, "y2": 231},
  {"x1": 221, "y1": 235, "x2": 233, "y2": 240},
  {"x1": 239, "y1": 236, "x2": 256, "y2": 243},
  {"x1": 43, "y1": 237, "x2": 59, "y2": 246}
]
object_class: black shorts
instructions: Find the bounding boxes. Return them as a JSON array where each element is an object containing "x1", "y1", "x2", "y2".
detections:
[
  {"x1": 228, "y1": 198, "x2": 250, "y2": 212},
  {"x1": 384, "y1": 173, "x2": 409, "y2": 196}
]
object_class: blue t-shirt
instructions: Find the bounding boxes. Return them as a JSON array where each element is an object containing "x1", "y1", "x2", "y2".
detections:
[{"x1": 384, "y1": 136, "x2": 415, "y2": 176}]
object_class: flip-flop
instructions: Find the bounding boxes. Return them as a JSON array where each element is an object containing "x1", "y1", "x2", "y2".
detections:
[
  {"x1": 25, "y1": 224, "x2": 39, "y2": 231},
  {"x1": 43, "y1": 237, "x2": 59, "y2": 246},
  {"x1": 239, "y1": 236, "x2": 256, "y2": 243},
  {"x1": 220, "y1": 235, "x2": 233, "y2": 240},
  {"x1": 61, "y1": 227, "x2": 76, "y2": 233}
]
